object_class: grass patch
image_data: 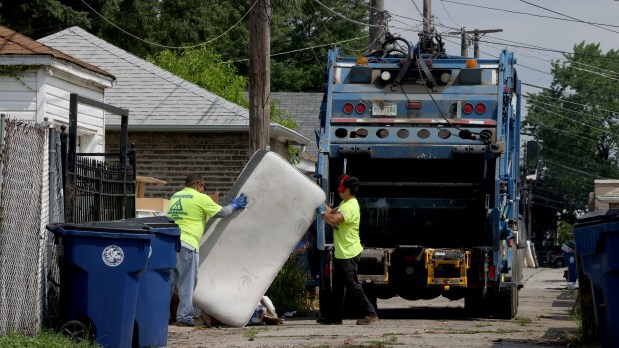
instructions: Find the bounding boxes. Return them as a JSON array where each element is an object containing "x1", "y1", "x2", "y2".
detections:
[
  {"x1": 243, "y1": 327, "x2": 261, "y2": 340},
  {"x1": 512, "y1": 317, "x2": 532, "y2": 326},
  {"x1": 473, "y1": 323, "x2": 492, "y2": 328},
  {"x1": 0, "y1": 330, "x2": 98, "y2": 348}
]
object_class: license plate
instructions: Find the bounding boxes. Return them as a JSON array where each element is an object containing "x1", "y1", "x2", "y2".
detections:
[{"x1": 372, "y1": 102, "x2": 397, "y2": 116}]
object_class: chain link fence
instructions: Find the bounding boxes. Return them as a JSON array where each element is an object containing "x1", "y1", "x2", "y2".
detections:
[{"x1": 0, "y1": 117, "x2": 49, "y2": 336}]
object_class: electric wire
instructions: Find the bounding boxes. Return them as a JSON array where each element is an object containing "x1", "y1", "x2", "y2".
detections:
[
  {"x1": 442, "y1": 0, "x2": 619, "y2": 29},
  {"x1": 78, "y1": 0, "x2": 258, "y2": 49},
  {"x1": 310, "y1": 0, "x2": 385, "y2": 29},
  {"x1": 518, "y1": 0, "x2": 619, "y2": 34}
]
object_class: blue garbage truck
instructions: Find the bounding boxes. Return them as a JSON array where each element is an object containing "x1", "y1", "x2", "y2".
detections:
[{"x1": 315, "y1": 31, "x2": 525, "y2": 319}]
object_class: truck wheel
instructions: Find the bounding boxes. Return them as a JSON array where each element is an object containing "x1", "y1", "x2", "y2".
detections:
[{"x1": 493, "y1": 286, "x2": 518, "y2": 319}]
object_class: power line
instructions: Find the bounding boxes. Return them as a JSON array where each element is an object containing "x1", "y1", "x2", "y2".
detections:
[
  {"x1": 78, "y1": 0, "x2": 258, "y2": 49},
  {"x1": 234, "y1": 35, "x2": 368, "y2": 62},
  {"x1": 518, "y1": 0, "x2": 619, "y2": 34},
  {"x1": 442, "y1": 0, "x2": 619, "y2": 29},
  {"x1": 310, "y1": 0, "x2": 385, "y2": 29}
]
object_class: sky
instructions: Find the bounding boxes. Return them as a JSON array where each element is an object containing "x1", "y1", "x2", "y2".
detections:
[{"x1": 382, "y1": 0, "x2": 618, "y2": 108}]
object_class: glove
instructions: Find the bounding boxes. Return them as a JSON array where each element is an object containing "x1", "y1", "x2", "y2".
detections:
[
  {"x1": 316, "y1": 205, "x2": 326, "y2": 215},
  {"x1": 231, "y1": 193, "x2": 247, "y2": 209}
]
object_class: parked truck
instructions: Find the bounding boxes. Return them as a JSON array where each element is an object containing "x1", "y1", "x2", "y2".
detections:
[{"x1": 315, "y1": 32, "x2": 525, "y2": 319}]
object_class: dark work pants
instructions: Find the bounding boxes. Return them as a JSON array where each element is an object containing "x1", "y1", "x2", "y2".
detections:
[{"x1": 331, "y1": 255, "x2": 376, "y2": 320}]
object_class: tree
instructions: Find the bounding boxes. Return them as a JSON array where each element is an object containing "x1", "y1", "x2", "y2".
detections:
[
  {"x1": 524, "y1": 42, "x2": 619, "y2": 212},
  {"x1": 148, "y1": 45, "x2": 296, "y2": 129},
  {"x1": 0, "y1": 0, "x2": 93, "y2": 38},
  {"x1": 0, "y1": 0, "x2": 370, "y2": 92}
]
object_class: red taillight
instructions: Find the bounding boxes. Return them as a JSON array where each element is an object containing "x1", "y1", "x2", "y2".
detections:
[
  {"x1": 404, "y1": 255, "x2": 414, "y2": 262},
  {"x1": 323, "y1": 263, "x2": 330, "y2": 277},
  {"x1": 355, "y1": 103, "x2": 366, "y2": 114},
  {"x1": 462, "y1": 103, "x2": 473, "y2": 114},
  {"x1": 475, "y1": 103, "x2": 486, "y2": 114},
  {"x1": 406, "y1": 102, "x2": 422, "y2": 109},
  {"x1": 343, "y1": 103, "x2": 354, "y2": 114},
  {"x1": 425, "y1": 59, "x2": 432, "y2": 67},
  {"x1": 488, "y1": 265, "x2": 496, "y2": 279}
]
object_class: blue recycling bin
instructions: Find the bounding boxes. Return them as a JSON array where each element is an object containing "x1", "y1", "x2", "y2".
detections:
[
  {"x1": 564, "y1": 252, "x2": 577, "y2": 283},
  {"x1": 47, "y1": 222, "x2": 153, "y2": 348},
  {"x1": 128, "y1": 216, "x2": 180, "y2": 348},
  {"x1": 573, "y1": 210, "x2": 619, "y2": 347}
]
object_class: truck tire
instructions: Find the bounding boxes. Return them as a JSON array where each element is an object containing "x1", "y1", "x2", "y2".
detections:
[{"x1": 493, "y1": 286, "x2": 518, "y2": 319}]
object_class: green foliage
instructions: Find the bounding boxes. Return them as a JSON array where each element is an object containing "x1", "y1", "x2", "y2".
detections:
[
  {"x1": 266, "y1": 254, "x2": 313, "y2": 315},
  {"x1": 557, "y1": 221, "x2": 574, "y2": 245},
  {"x1": 0, "y1": 330, "x2": 98, "y2": 348},
  {"x1": 148, "y1": 46, "x2": 249, "y2": 107},
  {"x1": 523, "y1": 42, "x2": 619, "y2": 212},
  {"x1": 0, "y1": 0, "x2": 92, "y2": 39},
  {"x1": 0, "y1": 0, "x2": 369, "y2": 92}
]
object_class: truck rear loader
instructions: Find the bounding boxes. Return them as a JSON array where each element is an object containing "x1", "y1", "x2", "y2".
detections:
[{"x1": 315, "y1": 32, "x2": 525, "y2": 319}]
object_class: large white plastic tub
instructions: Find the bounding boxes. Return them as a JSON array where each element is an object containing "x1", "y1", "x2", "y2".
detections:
[{"x1": 193, "y1": 150, "x2": 325, "y2": 327}]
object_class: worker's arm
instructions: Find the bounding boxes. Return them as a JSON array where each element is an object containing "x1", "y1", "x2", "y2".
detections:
[
  {"x1": 318, "y1": 204, "x2": 344, "y2": 225},
  {"x1": 213, "y1": 193, "x2": 248, "y2": 218}
]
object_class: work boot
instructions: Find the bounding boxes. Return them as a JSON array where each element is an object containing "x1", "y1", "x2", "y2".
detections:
[{"x1": 356, "y1": 315, "x2": 378, "y2": 325}]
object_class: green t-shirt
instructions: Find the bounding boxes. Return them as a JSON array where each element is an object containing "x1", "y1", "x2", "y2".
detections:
[
  {"x1": 333, "y1": 198, "x2": 363, "y2": 259},
  {"x1": 167, "y1": 187, "x2": 222, "y2": 250}
]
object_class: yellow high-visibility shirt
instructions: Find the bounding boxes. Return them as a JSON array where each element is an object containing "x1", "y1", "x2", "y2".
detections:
[
  {"x1": 167, "y1": 187, "x2": 222, "y2": 250},
  {"x1": 333, "y1": 198, "x2": 363, "y2": 259}
]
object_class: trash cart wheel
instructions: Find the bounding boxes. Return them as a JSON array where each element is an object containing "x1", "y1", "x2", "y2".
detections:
[{"x1": 60, "y1": 320, "x2": 90, "y2": 342}]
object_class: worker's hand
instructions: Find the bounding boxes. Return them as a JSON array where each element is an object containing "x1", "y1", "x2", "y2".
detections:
[
  {"x1": 231, "y1": 193, "x2": 247, "y2": 209},
  {"x1": 316, "y1": 205, "x2": 327, "y2": 215}
]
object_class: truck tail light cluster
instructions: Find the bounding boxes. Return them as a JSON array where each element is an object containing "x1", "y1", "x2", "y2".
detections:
[
  {"x1": 462, "y1": 103, "x2": 487, "y2": 115},
  {"x1": 406, "y1": 102, "x2": 422, "y2": 109},
  {"x1": 487, "y1": 252, "x2": 495, "y2": 280},
  {"x1": 343, "y1": 102, "x2": 367, "y2": 114}
]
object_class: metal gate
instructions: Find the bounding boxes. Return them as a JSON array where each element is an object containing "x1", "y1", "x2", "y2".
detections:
[{"x1": 62, "y1": 94, "x2": 136, "y2": 223}]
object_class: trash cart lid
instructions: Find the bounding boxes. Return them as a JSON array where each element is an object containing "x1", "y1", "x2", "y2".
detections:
[
  {"x1": 575, "y1": 209, "x2": 619, "y2": 226},
  {"x1": 124, "y1": 216, "x2": 180, "y2": 236},
  {"x1": 46, "y1": 221, "x2": 152, "y2": 237},
  {"x1": 573, "y1": 209, "x2": 619, "y2": 256}
]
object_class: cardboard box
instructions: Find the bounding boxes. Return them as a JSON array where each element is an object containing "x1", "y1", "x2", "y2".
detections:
[{"x1": 136, "y1": 197, "x2": 169, "y2": 213}]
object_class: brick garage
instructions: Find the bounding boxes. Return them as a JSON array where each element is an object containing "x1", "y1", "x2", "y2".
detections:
[{"x1": 106, "y1": 131, "x2": 289, "y2": 198}]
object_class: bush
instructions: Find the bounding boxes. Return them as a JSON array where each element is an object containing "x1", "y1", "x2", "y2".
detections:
[{"x1": 266, "y1": 254, "x2": 313, "y2": 316}]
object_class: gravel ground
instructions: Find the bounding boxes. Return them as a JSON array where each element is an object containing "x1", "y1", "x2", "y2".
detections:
[{"x1": 167, "y1": 267, "x2": 591, "y2": 348}]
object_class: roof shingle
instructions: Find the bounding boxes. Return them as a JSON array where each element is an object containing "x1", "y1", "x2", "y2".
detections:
[{"x1": 0, "y1": 24, "x2": 114, "y2": 79}]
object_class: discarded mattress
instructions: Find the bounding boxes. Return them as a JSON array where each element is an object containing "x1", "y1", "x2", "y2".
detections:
[{"x1": 193, "y1": 150, "x2": 325, "y2": 327}]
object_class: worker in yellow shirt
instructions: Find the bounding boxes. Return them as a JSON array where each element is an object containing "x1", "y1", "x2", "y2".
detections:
[
  {"x1": 167, "y1": 173, "x2": 247, "y2": 326},
  {"x1": 316, "y1": 174, "x2": 378, "y2": 325}
]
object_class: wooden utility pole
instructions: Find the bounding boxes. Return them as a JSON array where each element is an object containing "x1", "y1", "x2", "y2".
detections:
[
  {"x1": 368, "y1": 0, "x2": 385, "y2": 52},
  {"x1": 249, "y1": 0, "x2": 271, "y2": 155},
  {"x1": 422, "y1": 0, "x2": 432, "y2": 51},
  {"x1": 460, "y1": 28, "x2": 468, "y2": 56},
  {"x1": 447, "y1": 28, "x2": 502, "y2": 57}
]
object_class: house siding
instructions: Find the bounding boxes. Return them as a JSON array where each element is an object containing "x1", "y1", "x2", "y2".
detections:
[
  {"x1": 0, "y1": 72, "x2": 37, "y2": 120},
  {"x1": 44, "y1": 70, "x2": 106, "y2": 153}
]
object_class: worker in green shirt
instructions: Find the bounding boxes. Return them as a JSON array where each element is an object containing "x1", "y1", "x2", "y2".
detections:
[
  {"x1": 168, "y1": 173, "x2": 247, "y2": 326},
  {"x1": 316, "y1": 174, "x2": 378, "y2": 325}
]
